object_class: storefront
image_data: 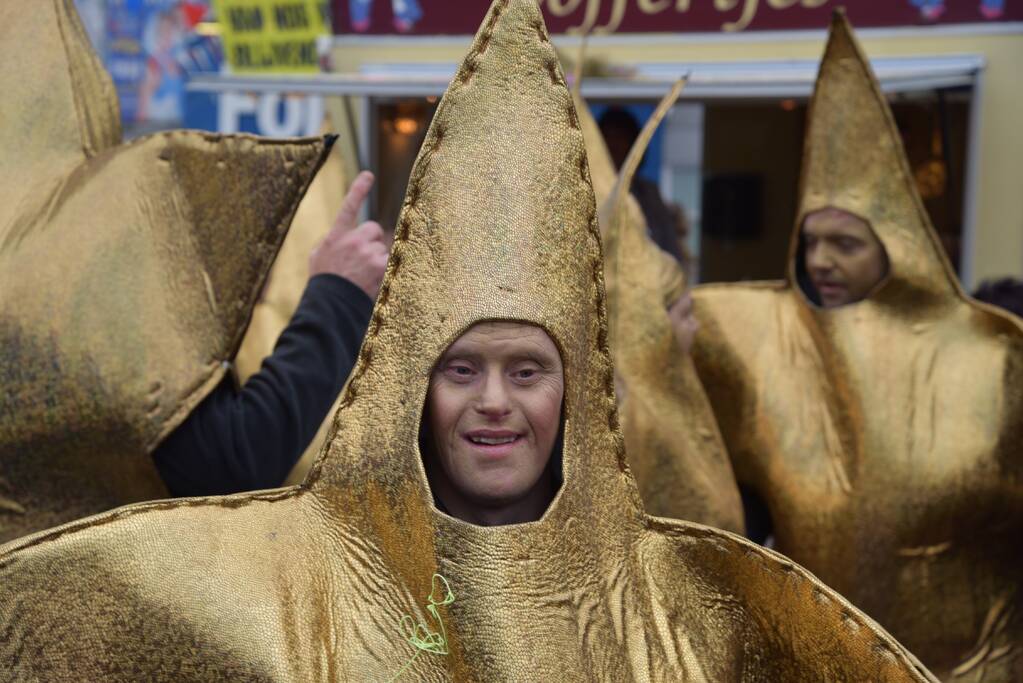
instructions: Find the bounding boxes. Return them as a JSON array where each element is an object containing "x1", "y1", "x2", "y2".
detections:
[{"x1": 189, "y1": 0, "x2": 1023, "y2": 288}]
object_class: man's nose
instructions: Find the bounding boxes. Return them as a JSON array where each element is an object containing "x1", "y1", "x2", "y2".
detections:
[
  {"x1": 806, "y1": 244, "x2": 834, "y2": 273},
  {"x1": 475, "y1": 370, "x2": 512, "y2": 418}
]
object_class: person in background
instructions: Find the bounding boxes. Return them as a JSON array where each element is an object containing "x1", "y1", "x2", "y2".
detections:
[
  {"x1": 973, "y1": 277, "x2": 1023, "y2": 318},
  {"x1": 153, "y1": 171, "x2": 388, "y2": 495},
  {"x1": 688, "y1": 13, "x2": 1023, "y2": 678},
  {"x1": 598, "y1": 107, "x2": 688, "y2": 264}
]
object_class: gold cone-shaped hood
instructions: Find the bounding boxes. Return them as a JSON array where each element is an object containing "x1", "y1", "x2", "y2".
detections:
[
  {"x1": 0, "y1": 3, "x2": 934, "y2": 680},
  {"x1": 601, "y1": 81, "x2": 743, "y2": 532},
  {"x1": 691, "y1": 11, "x2": 1023, "y2": 679},
  {"x1": 310, "y1": 0, "x2": 633, "y2": 533},
  {"x1": 0, "y1": 0, "x2": 333, "y2": 542},
  {"x1": 792, "y1": 10, "x2": 959, "y2": 305}
]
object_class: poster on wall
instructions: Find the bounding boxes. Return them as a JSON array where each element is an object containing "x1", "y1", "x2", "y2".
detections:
[
  {"x1": 330, "y1": 0, "x2": 1019, "y2": 35},
  {"x1": 104, "y1": 0, "x2": 217, "y2": 125},
  {"x1": 213, "y1": 0, "x2": 331, "y2": 73}
]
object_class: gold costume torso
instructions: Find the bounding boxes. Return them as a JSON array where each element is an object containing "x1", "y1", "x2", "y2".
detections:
[
  {"x1": 694, "y1": 284, "x2": 1023, "y2": 679},
  {"x1": 0, "y1": 3, "x2": 934, "y2": 680},
  {"x1": 692, "y1": 14, "x2": 1022, "y2": 680}
]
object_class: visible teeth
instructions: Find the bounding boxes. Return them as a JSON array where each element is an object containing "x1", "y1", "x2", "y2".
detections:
[{"x1": 470, "y1": 435, "x2": 516, "y2": 445}]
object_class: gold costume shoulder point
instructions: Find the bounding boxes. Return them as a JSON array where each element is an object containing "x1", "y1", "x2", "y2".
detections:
[{"x1": 598, "y1": 79, "x2": 744, "y2": 532}]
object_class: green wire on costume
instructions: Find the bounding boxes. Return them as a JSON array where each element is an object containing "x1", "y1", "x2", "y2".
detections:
[{"x1": 387, "y1": 574, "x2": 455, "y2": 682}]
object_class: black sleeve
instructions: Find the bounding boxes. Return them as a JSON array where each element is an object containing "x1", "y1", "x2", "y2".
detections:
[
  {"x1": 741, "y1": 485, "x2": 774, "y2": 545},
  {"x1": 152, "y1": 274, "x2": 373, "y2": 496}
]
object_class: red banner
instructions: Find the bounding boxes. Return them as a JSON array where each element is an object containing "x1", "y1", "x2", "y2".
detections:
[{"x1": 332, "y1": 0, "x2": 1019, "y2": 35}]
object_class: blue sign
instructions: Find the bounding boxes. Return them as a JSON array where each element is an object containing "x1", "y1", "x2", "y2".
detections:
[{"x1": 185, "y1": 89, "x2": 325, "y2": 136}]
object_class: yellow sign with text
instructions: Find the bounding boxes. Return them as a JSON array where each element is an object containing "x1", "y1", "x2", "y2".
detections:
[{"x1": 215, "y1": 0, "x2": 329, "y2": 73}]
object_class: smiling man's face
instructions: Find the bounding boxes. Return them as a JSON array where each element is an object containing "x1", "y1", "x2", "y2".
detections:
[
  {"x1": 424, "y1": 321, "x2": 564, "y2": 526},
  {"x1": 802, "y1": 207, "x2": 889, "y2": 308}
]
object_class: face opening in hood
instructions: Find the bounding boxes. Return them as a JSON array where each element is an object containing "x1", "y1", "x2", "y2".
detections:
[
  {"x1": 418, "y1": 320, "x2": 567, "y2": 528},
  {"x1": 795, "y1": 205, "x2": 891, "y2": 309}
]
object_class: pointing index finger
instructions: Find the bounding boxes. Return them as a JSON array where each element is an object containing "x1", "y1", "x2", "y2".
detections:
[{"x1": 333, "y1": 170, "x2": 375, "y2": 234}]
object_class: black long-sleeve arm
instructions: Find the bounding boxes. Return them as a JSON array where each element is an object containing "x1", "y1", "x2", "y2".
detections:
[{"x1": 153, "y1": 274, "x2": 373, "y2": 496}]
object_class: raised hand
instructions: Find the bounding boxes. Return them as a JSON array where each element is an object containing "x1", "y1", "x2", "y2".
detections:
[{"x1": 309, "y1": 170, "x2": 390, "y2": 300}]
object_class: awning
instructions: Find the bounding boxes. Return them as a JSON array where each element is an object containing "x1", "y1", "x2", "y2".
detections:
[{"x1": 187, "y1": 54, "x2": 984, "y2": 100}]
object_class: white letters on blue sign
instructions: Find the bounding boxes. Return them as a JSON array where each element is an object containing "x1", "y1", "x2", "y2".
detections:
[{"x1": 216, "y1": 91, "x2": 324, "y2": 136}]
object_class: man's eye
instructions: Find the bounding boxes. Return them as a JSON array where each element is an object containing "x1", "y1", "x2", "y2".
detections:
[
  {"x1": 837, "y1": 238, "x2": 860, "y2": 252},
  {"x1": 513, "y1": 367, "x2": 540, "y2": 381},
  {"x1": 444, "y1": 364, "x2": 474, "y2": 379}
]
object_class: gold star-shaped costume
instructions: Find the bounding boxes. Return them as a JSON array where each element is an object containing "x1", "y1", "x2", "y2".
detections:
[
  {"x1": 574, "y1": 79, "x2": 743, "y2": 532},
  {"x1": 0, "y1": 0, "x2": 333, "y2": 543},
  {"x1": 691, "y1": 12, "x2": 1023, "y2": 680},
  {"x1": 0, "y1": 2, "x2": 935, "y2": 680}
]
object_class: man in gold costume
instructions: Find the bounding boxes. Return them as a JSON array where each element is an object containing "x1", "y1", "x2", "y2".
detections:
[
  {"x1": 0, "y1": 0, "x2": 385, "y2": 543},
  {"x1": 0, "y1": 2, "x2": 936, "y2": 679},
  {"x1": 691, "y1": 12, "x2": 1022, "y2": 680}
]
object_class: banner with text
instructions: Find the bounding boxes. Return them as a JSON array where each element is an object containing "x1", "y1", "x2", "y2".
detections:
[
  {"x1": 331, "y1": 0, "x2": 1018, "y2": 35},
  {"x1": 215, "y1": 0, "x2": 330, "y2": 72}
]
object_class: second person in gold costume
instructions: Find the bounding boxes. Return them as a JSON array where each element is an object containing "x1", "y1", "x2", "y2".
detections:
[{"x1": 691, "y1": 12, "x2": 1023, "y2": 681}]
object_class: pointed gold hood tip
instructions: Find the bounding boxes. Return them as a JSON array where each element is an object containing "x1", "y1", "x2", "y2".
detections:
[
  {"x1": 603, "y1": 79, "x2": 686, "y2": 328},
  {"x1": 571, "y1": 57, "x2": 682, "y2": 307},
  {"x1": 794, "y1": 9, "x2": 960, "y2": 303},
  {"x1": 602, "y1": 80, "x2": 687, "y2": 320},
  {"x1": 610, "y1": 79, "x2": 686, "y2": 206}
]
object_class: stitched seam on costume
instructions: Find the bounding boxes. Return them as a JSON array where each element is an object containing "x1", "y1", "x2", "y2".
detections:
[{"x1": 337, "y1": 0, "x2": 509, "y2": 411}]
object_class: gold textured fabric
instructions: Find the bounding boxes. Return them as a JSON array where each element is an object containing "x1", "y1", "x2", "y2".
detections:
[
  {"x1": 691, "y1": 12, "x2": 1023, "y2": 681},
  {"x1": 234, "y1": 126, "x2": 349, "y2": 485},
  {"x1": 595, "y1": 82, "x2": 743, "y2": 532},
  {"x1": 0, "y1": 3, "x2": 935, "y2": 680},
  {"x1": 234, "y1": 130, "x2": 348, "y2": 383},
  {"x1": 0, "y1": 0, "x2": 333, "y2": 543}
]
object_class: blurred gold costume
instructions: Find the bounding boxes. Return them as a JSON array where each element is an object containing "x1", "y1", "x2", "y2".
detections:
[
  {"x1": 578, "y1": 80, "x2": 742, "y2": 532},
  {"x1": 0, "y1": 2, "x2": 934, "y2": 680},
  {"x1": 0, "y1": 0, "x2": 332, "y2": 543},
  {"x1": 692, "y1": 12, "x2": 1023, "y2": 680}
]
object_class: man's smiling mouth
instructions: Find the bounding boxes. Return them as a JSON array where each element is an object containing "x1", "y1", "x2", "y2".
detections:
[{"x1": 465, "y1": 430, "x2": 521, "y2": 446}]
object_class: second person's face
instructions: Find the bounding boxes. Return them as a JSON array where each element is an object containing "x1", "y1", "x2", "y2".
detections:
[{"x1": 802, "y1": 208, "x2": 889, "y2": 308}]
